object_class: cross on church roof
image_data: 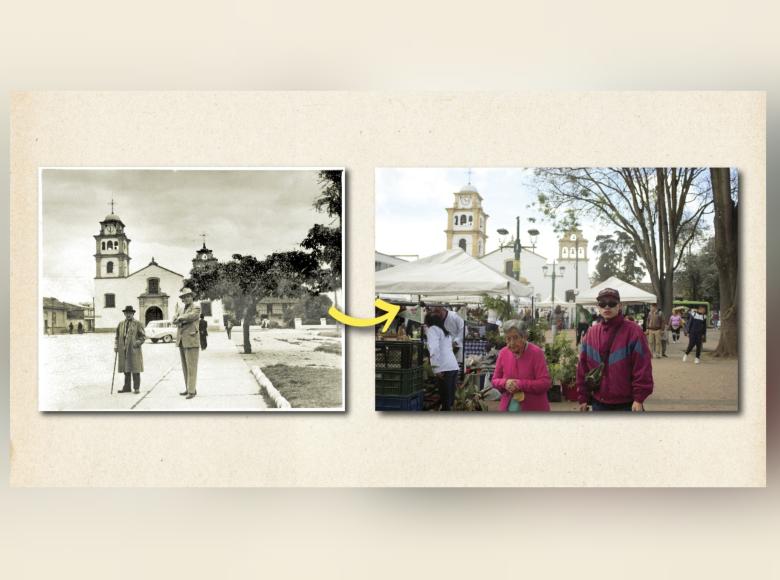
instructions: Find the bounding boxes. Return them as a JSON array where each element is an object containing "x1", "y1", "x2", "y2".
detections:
[
  {"x1": 200, "y1": 232, "x2": 207, "y2": 248},
  {"x1": 467, "y1": 168, "x2": 472, "y2": 184},
  {"x1": 109, "y1": 198, "x2": 116, "y2": 213}
]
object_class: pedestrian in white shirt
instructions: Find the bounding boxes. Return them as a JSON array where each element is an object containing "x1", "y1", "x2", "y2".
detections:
[{"x1": 425, "y1": 312, "x2": 460, "y2": 411}]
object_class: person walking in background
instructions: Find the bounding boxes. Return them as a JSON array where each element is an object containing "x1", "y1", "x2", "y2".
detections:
[
  {"x1": 424, "y1": 312, "x2": 460, "y2": 411},
  {"x1": 491, "y1": 319, "x2": 552, "y2": 412},
  {"x1": 114, "y1": 305, "x2": 145, "y2": 394},
  {"x1": 646, "y1": 303, "x2": 665, "y2": 359},
  {"x1": 173, "y1": 287, "x2": 202, "y2": 399},
  {"x1": 683, "y1": 304, "x2": 708, "y2": 364},
  {"x1": 223, "y1": 314, "x2": 233, "y2": 340},
  {"x1": 576, "y1": 288, "x2": 653, "y2": 412},
  {"x1": 669, "y1": 310, "x2": 683, "y2": 343},
  {"x1": 576, "y1": 305, "x2": 591, "y2": 346},
  {"x1": 199, "y1": 313, "x2": 208, "y2": 350}
]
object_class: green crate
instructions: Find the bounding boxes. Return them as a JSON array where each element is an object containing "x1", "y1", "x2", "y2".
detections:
[
  {"x1": 376, "y1": 367, "x2": 424, "y2": 396},
  {"x1": 375, "y1": 340, "x2": 424, "y2": 369}
]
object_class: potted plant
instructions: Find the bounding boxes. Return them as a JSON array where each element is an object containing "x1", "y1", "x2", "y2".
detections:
[{"x1": 545, "y1": 332, "x2": 579, "y2": 402}]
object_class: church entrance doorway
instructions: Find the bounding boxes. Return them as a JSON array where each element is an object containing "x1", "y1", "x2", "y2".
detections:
[{"x1": 145, "y1": 306, "x2": 163, "y2": 325}]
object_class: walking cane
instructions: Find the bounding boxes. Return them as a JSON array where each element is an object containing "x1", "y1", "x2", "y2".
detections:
[{"x1": 110, "y1": 348, "x2": 118, "y2": 395}]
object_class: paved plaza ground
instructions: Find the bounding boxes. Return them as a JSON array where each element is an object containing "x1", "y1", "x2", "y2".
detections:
[
  {"x1": 547, "y1": 329, "x2": 738, "y2": 412},
  {"x1": 40, "y1": 326, "x2": 343, "y2": 411}
]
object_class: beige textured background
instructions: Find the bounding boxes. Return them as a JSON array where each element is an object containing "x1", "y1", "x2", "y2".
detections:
[{"x1": 10, "y1": 91, "x2": 765, "y2": 486}]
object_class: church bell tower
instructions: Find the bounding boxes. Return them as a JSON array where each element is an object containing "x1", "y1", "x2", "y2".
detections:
[
  {"x1": 94, "y1": 201, "x2": 131, "y2": 279},
  {"x1": 444, "y1": 175, "x2": 489, "y2": 258}
]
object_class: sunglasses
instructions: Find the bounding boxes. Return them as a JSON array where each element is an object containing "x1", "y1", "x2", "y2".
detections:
[{"x1": 598, "y1": 301, "x2": 619, "y2": 308}]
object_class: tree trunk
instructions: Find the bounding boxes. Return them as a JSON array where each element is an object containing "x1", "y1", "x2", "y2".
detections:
[
  {"x1": 242, "y1": 305, "x2": 252, "y2": 354},
  {"x1": 710, "y1": 168, "x2": 738, "y2": 357}
]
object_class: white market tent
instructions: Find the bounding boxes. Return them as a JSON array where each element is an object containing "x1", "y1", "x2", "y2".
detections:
[
  {"x1": 575, "y1": 276, "x2": 658, "y2": 305},
  {"x1": 375, "y1": 249, "x2": 533, "y2": 299}
]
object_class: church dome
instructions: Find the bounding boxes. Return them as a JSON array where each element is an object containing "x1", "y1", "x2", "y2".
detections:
[
  {"x1": 104, "y1": 213, "x2": 122, "y2": 222},
  {"x1": 459, "y1": 183, "x2": 478, "y2": 193}
]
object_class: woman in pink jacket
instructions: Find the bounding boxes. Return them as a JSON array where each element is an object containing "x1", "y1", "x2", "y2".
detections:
[{"x1": 491, "y1": 320, "x2": 552, "y2": 411}]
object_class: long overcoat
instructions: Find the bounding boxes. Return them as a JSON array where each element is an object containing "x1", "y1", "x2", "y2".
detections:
[{"x1": 115, "y1": 318, "x2": 145, "y2": 373}]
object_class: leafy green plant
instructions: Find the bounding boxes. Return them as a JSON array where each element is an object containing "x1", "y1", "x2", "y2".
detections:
[
  {"x1": 452, "y1": 373, "x2": 486, "y2": 412},
  {"x1": 544, "y1": 332, "x2": 578, "y2": 386}
]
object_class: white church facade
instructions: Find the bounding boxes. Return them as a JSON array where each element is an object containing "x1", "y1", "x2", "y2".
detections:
[{"x1": 92, "y1": 211, "x2": 224, "y2": 331}]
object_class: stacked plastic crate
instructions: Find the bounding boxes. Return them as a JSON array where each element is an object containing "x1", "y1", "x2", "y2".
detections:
[{"x1": 375, "y1": 340, "x2": 425, "y2": 411}]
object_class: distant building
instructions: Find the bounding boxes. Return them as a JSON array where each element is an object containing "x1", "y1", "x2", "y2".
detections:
[
  {"x1": 375, "y1": 252, "x2": 409, "y2": 271},
  {"x1": 43, "y1": 297, "x2": 87, "y2": 334}
]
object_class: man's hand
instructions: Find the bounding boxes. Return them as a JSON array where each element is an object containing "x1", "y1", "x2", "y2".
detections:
[
  {"x1": 632, "y1": 401, "x2": 644, "y2": 412},
  {"x1": 578, "y1": 403, "x2": 589, "y2": 412}
]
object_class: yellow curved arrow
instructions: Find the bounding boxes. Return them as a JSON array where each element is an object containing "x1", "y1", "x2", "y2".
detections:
[{"x1": 328, "y1": 299, "x2": 400, "y2": 333}]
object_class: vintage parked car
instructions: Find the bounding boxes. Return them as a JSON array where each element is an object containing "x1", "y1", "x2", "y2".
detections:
[{"x1": 146, "y1": 320, "x2": 176, "y2": 343}]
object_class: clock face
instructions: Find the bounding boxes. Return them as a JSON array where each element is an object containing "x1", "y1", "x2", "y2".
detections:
[
  {"x1": 106, "y1": 225, "x2": 115, "y2": 234},
  {"x1": 460, "y1": 195, "x2": 472, "y2": 207},
  {"x1": 569, "y1": 233, "x2": 577, "y2": 241}
]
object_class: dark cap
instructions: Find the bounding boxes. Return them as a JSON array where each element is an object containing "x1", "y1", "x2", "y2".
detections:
[
  {"x1": 596, "y1": 288, "x2": 620, "y2": 302},
  {"x1": 122, "y1": 305, "x2": 136, "y2": 314}
]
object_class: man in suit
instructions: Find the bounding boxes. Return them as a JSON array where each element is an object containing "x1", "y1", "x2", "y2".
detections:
[
  {"x1": 173, "y1": 287, "x2": 202, "y2": 399},
  {"x1": 114, "y1": 305, "x2": 145, "y2": 394}
]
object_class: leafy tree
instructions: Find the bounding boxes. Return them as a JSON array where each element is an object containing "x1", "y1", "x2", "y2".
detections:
[
  {"x1": 187, "y1": 251, "x2": 319, "y2": 353},
  {"x1": 301, "y1": 170, "x2": 342, "y2": 293},
  {"x1": 533, "y1": 168, "x2": 713, "y2": 316},
  {"x1": 591, "y1": 231, "x2": 646, "y2": 284},
  {"x1": 283, "y1": 294, "x2": 334, "y2": 326},
  {"x1": 677, "y1": 238, "x2": 719, "y2": 304}
]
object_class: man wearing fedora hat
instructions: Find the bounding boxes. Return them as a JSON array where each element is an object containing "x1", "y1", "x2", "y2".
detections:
[
  {"x1": 173, "y1": 287, "x2": 202, "y2": 399},
  {"x1": 114, "y1": 305, "x2": 145, "y2": 394}
]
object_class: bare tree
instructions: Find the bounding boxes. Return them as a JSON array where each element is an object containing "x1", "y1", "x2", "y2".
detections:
[
  {"x1": 710, "y1": 168, "x2": 738, "y2": 357},
  {"x1": 533, "y1": 168, "x2": 712, "y2": 316}
]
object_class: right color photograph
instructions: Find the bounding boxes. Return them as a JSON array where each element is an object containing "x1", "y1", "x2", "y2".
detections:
[{"x1": 374, "y1": 167, "x2": 738, "y2": 412}]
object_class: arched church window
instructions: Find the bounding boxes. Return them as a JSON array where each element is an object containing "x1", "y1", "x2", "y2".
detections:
[
  {"x1": 458, "y1": 239, "x2": 467, "y2": 251},
  {"x1": 578, "y1": 247, "x2": 585, "y2": 257},
  {"x1": 106, "y1": 261, "x2": 114, "y2": 274},
  {"x1": 468, "y1": 215, "x2": 473, "y2": 224},
  {"x1": 453, "y1": 216, "x2": 458, "y2": 226},
  {"x1": 562, "y1": 247, "x2": 569, "y2": 258},
  {"x1": 148, "y1": 278, "x2": 159, "y2": 294},
  {"x1": 460, "y1": 215, "x2": 467, "y2": 226},
  {"x1": 101, "y1": 241, "x2": 106, "y2": 250}
]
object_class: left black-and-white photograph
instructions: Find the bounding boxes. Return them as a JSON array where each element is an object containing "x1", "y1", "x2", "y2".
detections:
[{"x1": 40, "y1": 168, "x2": 344, "y2": 412}]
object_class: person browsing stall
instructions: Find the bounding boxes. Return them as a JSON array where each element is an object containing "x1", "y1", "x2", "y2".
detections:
[
  {"x1": 576, "y1": 288, "x2": 653, "y2": 412},
  {"x1": 424, "y1": 312, "x2": 460, "y2": 411},
  {"x1": 432, "y1": 305, "x2": 465, "y2": 364},
  {"x1": 491, "y1": 319, "x2": 552, "y2": 412}
]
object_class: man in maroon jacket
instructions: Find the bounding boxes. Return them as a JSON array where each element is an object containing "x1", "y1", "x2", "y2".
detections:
[{"x1": 576, "y1": 288, "x2": 654, "y2": 412}]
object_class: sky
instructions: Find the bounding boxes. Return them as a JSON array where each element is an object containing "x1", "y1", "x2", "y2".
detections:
[
  {"x1": 375, "y1": 168, "x2": 603, "y2": 263},
  {"x1": 41, "y1": 168, "x2": 336, "y2": 303}
]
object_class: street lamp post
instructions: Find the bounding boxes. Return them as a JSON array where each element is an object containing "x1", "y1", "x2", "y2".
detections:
[
  {"x1": 543, "y1": 260, "x2": 566, "y2": 337},
  {"x1": 497, "y1": 220, "x2": 539, "y2": 282},
  {"x1": 570, "y1": 233, "x2": 580, "y2": 290}
]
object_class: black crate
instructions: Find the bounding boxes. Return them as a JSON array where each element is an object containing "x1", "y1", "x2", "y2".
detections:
[
  {"x1": 375, "y1": 340, "x2": 424, "y2": 369},
  {"x1": 375, "y1": 367, "x2": 424, "y2": 396},
  {"x1": 376, "y1": 389, "x2": 425, "y2": 411}
]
